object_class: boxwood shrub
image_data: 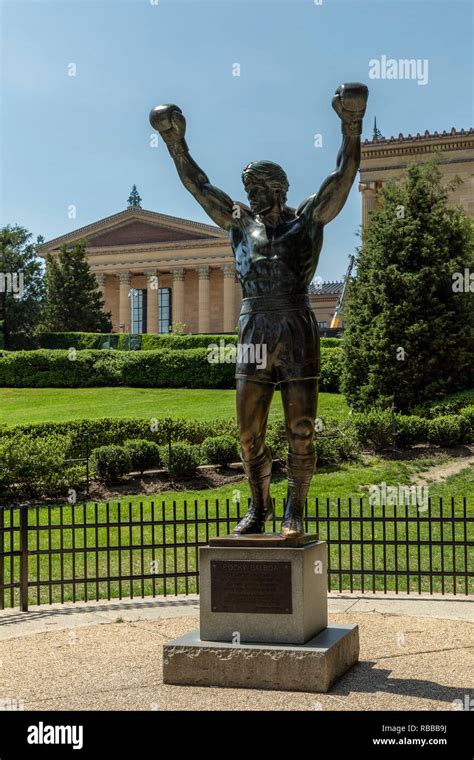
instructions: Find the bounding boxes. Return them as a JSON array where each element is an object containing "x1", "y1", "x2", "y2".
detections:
[
  {"x1": 0, "y1": 433, "x2": 73, "y2": 499},
  {"x1": 200, "y1": 435, "x2": 239, "y2": 465},
  {"x1": 90, "y1": 445, "x2": 131, "y2": 481},
  {"x1": 160, "y1": 442, "x2": 200, "y2": 477},
  {"x1": 123, "y1": 439, "x2": 162, "y2": 474},
  {"x1": 319, "y1": 348, "x2": 342, "y2": 392},
  {"x1": 353, "y1": 409, "x2": 395, "y2": 452},
  {"x1": 426, "y1": 415, "x2": 469, "y2": 448}
]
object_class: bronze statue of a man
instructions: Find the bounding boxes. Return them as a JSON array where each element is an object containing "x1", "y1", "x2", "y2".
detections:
[{"x1": 150, "y1": 83, "x2": 368, "y2": 538}]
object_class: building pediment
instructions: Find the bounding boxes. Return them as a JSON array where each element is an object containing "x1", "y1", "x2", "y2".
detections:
[
  {"x1": 39, "y1": 207, "x2": 227, "y2": 254},
  {"x1": 86, "y1": 219, "x2": 212, "y2": 247}
]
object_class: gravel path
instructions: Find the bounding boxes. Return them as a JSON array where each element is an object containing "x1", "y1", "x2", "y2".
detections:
[{"x1": 1, "y1": 612, "x2": 472, "y2": 711}]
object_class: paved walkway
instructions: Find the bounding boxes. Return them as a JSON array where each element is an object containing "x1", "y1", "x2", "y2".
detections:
[
  {"x1": 0, "y1": 592, "x2": 472, "y2": 640},
  {"x1": 0, "y1": 594, "x2": 472, "y2": 711}
]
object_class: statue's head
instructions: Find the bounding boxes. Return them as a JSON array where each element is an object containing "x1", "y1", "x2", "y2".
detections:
[{"x1": 242, "y1": 160, "x2": 289, "y2": 214}]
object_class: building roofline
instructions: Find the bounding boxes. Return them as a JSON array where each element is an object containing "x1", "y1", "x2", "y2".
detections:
[
  {"x1": 39, "y1": 206, "x2": 228, "y2": 251},
  {"x1": 363, "y1": 127, "x2": 473, "y2": 147}
]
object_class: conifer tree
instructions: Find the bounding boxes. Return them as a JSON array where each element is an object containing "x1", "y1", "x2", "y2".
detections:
[
  {"x1": 40, "y1": 240, "x2": 112, "y2": 332},
  {"x1": 342, "y1": 161, "x2": 474, "y2": 412}
]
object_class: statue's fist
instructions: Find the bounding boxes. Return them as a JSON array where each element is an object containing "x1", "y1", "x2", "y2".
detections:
[
  {"x1": 149, "y1": 104, "x2": 186, "y2": 145},
  {"x1": 332, "y1": 83, "x2": 368, "y2": 123}
]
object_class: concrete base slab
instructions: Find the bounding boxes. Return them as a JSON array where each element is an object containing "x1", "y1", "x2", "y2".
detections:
[{"x1": 163, "y1": 623, "x2": 359, "y2": 693}]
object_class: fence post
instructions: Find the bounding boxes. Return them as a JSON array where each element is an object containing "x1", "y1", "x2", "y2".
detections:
[
  {"x1": 0, "y1": 506, "x2": 4, "y2": 610},
  {"x1": 19, "y1": 505, "x2": 28, "y2": 612},
  {"x1": 85, "y1": 432, "x2": 90, "y2": 499}
]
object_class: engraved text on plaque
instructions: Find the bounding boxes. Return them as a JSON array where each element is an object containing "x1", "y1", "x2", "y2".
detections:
[{"x1": 211, "y1": 560, "x2": 292, "y2": 614}]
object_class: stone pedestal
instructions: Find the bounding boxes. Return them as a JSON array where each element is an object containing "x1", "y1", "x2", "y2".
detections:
[
  {"x1": 162, "y1": 534, "x2": 359, "y2": 693},
  {"x1": 200, "y1": 540, "x2": 327, "y2": 644}
]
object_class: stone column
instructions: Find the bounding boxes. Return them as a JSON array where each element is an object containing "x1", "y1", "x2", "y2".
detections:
[
  {"x1": 171, "y1": 268, "x2": 185, "y2": 327},
  {"x1": 197, "y1": 265, "x2": 210, "y2": 334},
  {"x1": 116, "y1": 271, "x2": 131, "y2": 332},
  {"x1": 221, "y1": 264, "x2": 236, "y2": 332},
  {"x1": 144, "y1": 269, "x2": 159, "y2": 334},
  {"x1": 95, "y1": 272, "x2": 106, "y2": 293},
  {"x1": 359, "y1": 181, "x2": 379, "y2": 230}
]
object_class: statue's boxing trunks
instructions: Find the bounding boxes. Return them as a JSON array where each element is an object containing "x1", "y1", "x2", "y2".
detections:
[{"x1": 236, "y1": 293, "x2": 320, "y2": 385}]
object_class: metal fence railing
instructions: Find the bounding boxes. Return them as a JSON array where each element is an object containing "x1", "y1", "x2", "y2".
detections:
[{"x1": 0, "y1": 497, "x2": 472, "y2": 611}]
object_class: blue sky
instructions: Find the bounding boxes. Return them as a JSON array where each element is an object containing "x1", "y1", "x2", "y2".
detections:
[{"x1": 1, "y1": 0, "x2": 472, "y2": 281}]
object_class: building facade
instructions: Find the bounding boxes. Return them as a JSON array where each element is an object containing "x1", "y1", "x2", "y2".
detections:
[
  {"x1": 40, "y1": 207, "x2": 241, "y2": 334},
  {"x1": 40, "y1": 203, "x2": 341, "y2": 334},
  {"x1": 308, "y1": 281, "x2": 343, "y2": 329},
  {"x1": 359, "y1": 127, "x2": 474, "y2": 226}
]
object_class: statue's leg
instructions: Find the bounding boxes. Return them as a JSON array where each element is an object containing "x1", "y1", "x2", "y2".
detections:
[
  {"x1": 280, "y1": 378, "x2": 318, "y2": 538},
  {"x1": 233, "y1": 378, "x2": 275, "y2": 534}
]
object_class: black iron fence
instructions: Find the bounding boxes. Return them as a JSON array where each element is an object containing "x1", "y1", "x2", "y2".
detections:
[{"x1": 0, "y1": 497, "x2": 472, "y2": 611}]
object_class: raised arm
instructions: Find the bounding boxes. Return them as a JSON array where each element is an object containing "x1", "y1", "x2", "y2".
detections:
[
  {"x1": 149, "y1": 104, "x2": 236, "y2": 231},
  {"x1": 297, "y1": 83, "x2": 368, "y2": 227}
]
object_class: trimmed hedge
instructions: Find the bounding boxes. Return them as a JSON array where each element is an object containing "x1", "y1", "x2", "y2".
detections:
[
  {"x1": 353, "y1": 408, "x2": 474, "y2": 451},
  {"x1": 262, "y1": 416, "x2": 360, "y2": 466},
  {"x1": 0, "y1": 416, "x2": 238, "y2": 458},
  {"x1": 0, "y1": 347, "x2": 343, "y2": 391},
  {"x1": 427, "y1": 415, "x2": 470, "y2": 448},
  {"x1": 35, "y1": 332, "x2": 239, "y2": 351},
  {"x1": 0, "y1": 349, "x2": 234, "y2": 389},
  {"x1": 0, "y1": 433, "x2": 83, "y2": 499},
  {"x1": 34, "y1": 331, "x2": 341, "y2": 352},
  {"x1": 319, "y1": 348, "x2": 342, "y2": 392},
  {"x1": 413, "y1": 389, "x2": 474, "y2": 418}
]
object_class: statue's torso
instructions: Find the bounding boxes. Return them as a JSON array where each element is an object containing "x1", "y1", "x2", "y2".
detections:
[{"x1": 230, "y1": 210, "x2": 322, "y2": 297}]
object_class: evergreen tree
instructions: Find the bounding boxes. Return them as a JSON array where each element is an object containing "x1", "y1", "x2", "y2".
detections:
[
  {"x1": 342, "y1": 161, "x2": 474, "y2": 413},
  {"x1": 40, "y1": 240, "x2": 112, "y2": 332},
  {"x1": 0, "y1": 225, "x2": 45, "y2": 349}
]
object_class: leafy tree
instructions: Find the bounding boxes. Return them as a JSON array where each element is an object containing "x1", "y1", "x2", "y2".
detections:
[
  {"x1": 0, "y1": 225, "x2": 44, "y2": 349},
  {"x1": 342, "y1": 161, "x2": 474, "y2": 413},
  {"x1": 40, "y1": 240, "x2": 112, "y2": 332}
]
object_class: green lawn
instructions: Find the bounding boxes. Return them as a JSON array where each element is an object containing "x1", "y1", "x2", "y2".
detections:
[
  {"x1": 0, "y1": 387, "x2": 348, "y2": 427},
  {"x1": 1, "y1": 387, "x2": 472, "y2": 608},
  {"x1": 2, "y1": 458, "x2": 472, "y2": 608}
]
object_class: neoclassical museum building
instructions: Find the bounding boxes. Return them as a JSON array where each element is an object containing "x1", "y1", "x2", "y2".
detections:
[
  {"x1": 39, "y1": 188, "x2": 344, "y2": 334},
  {"x1": 40, "y1": 125, "x2": 473, "y2": 334},
  {"x1": 41, "y1": 201, "x2": 240, "y2": 335}
]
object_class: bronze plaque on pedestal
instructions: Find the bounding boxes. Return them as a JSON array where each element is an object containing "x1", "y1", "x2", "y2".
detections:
[{"x1": 211, "y1": 560, "x2": 292, "y2": 614}]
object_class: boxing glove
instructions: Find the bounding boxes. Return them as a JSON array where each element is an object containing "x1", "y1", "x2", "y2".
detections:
[
  {"x1": 149, "y1": 104, "x2": 187, "y2": 151},
  {"x1": 332, "y1": 83, "x2": 368, "y2": 135}
]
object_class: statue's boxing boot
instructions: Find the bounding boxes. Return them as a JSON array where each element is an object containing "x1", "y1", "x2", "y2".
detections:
[
  {"x1": 233, "y1": 446, "x2": 273, "y2": 534},
  {"x1": 280, "y1": 452, "x2": 316, "y2": 538}
]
